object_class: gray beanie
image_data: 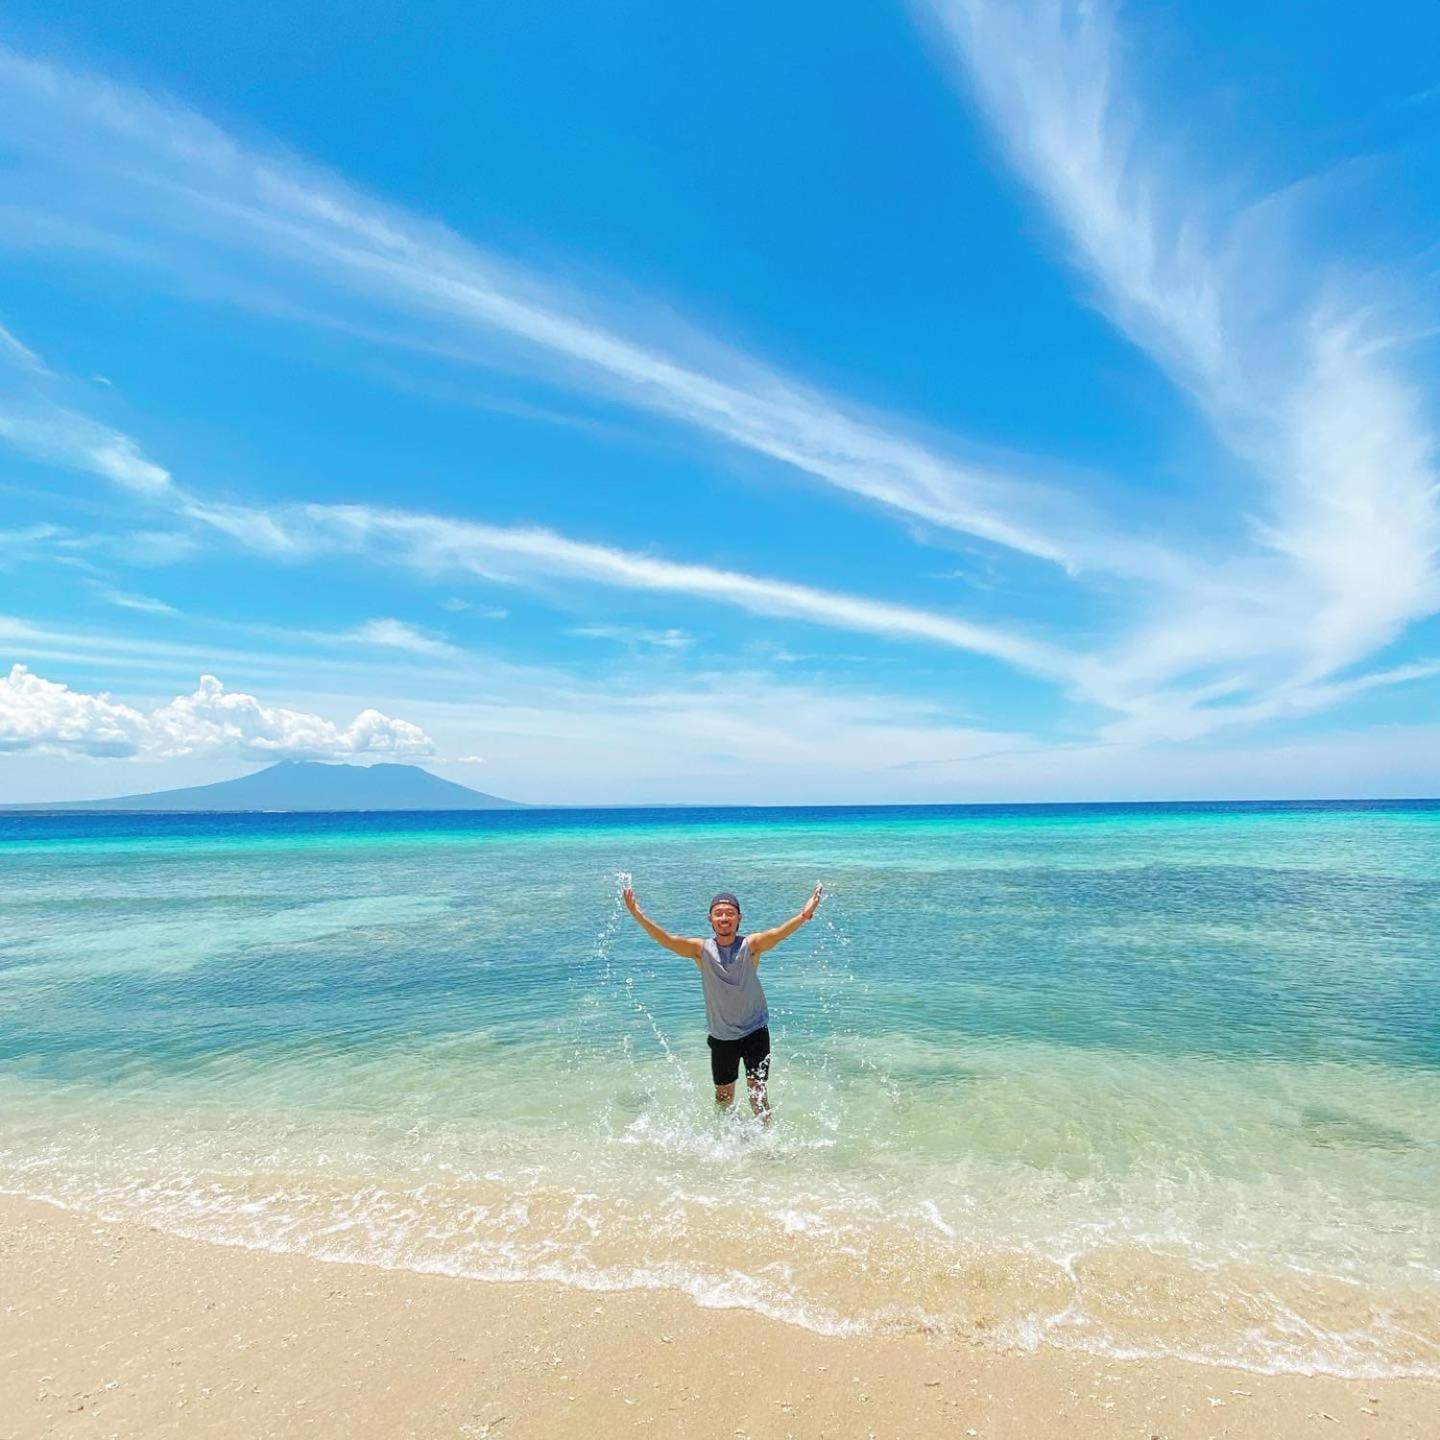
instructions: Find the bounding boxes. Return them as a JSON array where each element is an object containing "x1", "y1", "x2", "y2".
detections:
[{"x1": 709, "y1": 891, "x2": 742, "y2": 914}]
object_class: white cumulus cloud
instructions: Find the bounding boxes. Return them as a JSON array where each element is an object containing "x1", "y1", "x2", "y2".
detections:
[{"x1": 0, "y1": 664, "x2": 435, "y2": 760}]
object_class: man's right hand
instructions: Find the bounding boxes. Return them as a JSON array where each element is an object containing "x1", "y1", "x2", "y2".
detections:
[{"x1": 620, "y1": 887, "x2": 702, "y2": 962}]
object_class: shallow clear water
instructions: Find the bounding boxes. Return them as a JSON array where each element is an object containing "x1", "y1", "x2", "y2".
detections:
[{"x1": 3, "y1": 802, "x2": 1438, "y2": 1376}]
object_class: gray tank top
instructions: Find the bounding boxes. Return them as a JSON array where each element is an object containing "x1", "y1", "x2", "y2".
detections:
[{"x1": 698, "y1": 935, "x2": 768, "y2": 1041}]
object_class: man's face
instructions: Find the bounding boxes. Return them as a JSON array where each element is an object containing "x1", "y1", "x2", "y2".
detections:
[{"x1": 709, "y1": 903, "x2": 740, "y2": 941}]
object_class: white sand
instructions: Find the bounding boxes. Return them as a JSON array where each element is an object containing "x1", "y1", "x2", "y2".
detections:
[{"x1": 3, "y1": 1194, "x2": 1434, "y2": 1439}]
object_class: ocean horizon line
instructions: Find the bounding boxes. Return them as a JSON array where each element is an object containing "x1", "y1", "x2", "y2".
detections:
[{"x1": 4, "y1": 794, "x2": 1440, "y2": 818}]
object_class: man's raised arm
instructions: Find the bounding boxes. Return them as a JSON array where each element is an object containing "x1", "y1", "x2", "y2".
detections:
[
  {"x1": 623, "y1": 887, "x2": 705, "y2": 961},
  {"x1": 748, "y1": 885, "x2": 824, "y2": 961}
]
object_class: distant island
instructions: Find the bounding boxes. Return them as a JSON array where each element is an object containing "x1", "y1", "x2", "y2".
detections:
[{"x1": 4, "y1": 760, "x2": 525, "y2": 812}]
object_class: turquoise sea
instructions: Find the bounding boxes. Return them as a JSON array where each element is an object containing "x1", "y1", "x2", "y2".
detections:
[{"x1": 3, "y1": 801, "x2": 1438, "y2": 1377}]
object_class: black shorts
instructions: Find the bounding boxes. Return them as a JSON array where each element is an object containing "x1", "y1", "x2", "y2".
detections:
[{"x1": 707, "y1": 1026, "x2": 771, "y2": 1087}]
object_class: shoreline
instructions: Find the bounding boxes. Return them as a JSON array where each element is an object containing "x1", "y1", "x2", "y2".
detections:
[{"x1": 4, "y1": 1194, "x2": 1435, "y2": 1439}]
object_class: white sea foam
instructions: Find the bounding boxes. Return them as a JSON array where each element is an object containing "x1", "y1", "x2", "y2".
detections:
[
  {"x1": 917, "y1": 1199, "x2": 957, "y2": 1237},
  {"x1": 6, "y1": 1142, "x2": 1439, "y2": 1382}
]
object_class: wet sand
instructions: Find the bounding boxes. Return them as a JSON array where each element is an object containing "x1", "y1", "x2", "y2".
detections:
[{"x1": 2, "y1": 1194, "x2": 1434, "y2": 1439}]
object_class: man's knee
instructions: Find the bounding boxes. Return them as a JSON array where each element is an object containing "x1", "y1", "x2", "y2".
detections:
[{"x1": 714, "y1": 1083, "x2": 736, "y2": 1107}]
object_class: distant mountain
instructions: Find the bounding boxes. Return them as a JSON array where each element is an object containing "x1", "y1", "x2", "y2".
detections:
[{"x1": 6, "y1": 760, "x2": 525, "y2": 812}]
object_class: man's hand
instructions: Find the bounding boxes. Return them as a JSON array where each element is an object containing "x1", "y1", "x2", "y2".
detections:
[
  {"x1": 621, "y1": 883, "x2": 703, "y2": 961},
  {"x1": 749, "y1": 883, "x2": 826, "y2": 960},
  {"x1": 801, "y1": 883, "x2": 824, "y2": 922}
]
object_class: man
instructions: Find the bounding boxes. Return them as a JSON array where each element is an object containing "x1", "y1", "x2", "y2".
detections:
[{"x1": 622, "y1": 883, "x2": 824, "y2": 1116}]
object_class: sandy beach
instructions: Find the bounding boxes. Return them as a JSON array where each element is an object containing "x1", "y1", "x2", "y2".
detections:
[{"x1": 2, "y1": 1194, "x2": 1434, "y2": 1440}]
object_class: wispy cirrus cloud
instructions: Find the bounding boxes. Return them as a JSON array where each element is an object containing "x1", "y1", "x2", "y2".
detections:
[
  {"x1": 572, "y1": 623, "x2": 694, "y2": 651},
  {"x1": 345, "y1": 617, "x2": 458, "y2": 658},
  {"x1": 919, "y1": 0, "x2": 1440, "y2": 739},
  {"x1": 6, "y1": 329, "x2": 1437, "y2": 739},
  {"x1": 279, "y1": 501, "x2": 1077, "y2": 679},
  {"x1": 440, "y1": 597, "x2": 509, "y2": 619},
  {"x1": 190, "y1": 493, "x2": 1440, "y2": 728},
  {"x1": 86, "y1": 580, "x2": 178, "y2": 616},
  {"x1": 0, "y1": 43, "x2": 1177, "y2": 582},
  {"x1": 0, "y1": 334, "x2": 1078, "y2": 683},
  {"x1": 0, "y1": 323, "x2": 175, "y2": 503},
  {"x1": 1095, "y1": 656, "x2": 1440, "y2": 746},
  {"x1": 0, "y1": 322, "x2": 51, "y2": 376},
  {"x1": 0, "y1": 389, "x2": 174, "y2": 496}
]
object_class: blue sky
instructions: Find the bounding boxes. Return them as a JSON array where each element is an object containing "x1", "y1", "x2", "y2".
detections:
[{"x1": 2, "y1": 0, "x2": 1439, "y2": 805}]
